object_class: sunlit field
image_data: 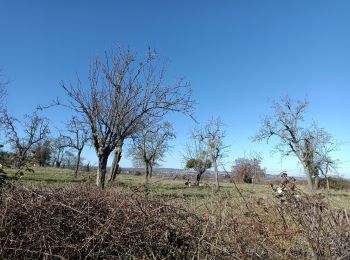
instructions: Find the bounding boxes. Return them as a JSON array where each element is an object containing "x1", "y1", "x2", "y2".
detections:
[{"x1": 6, "y1": 167, "x2": 350, "y2": 209}]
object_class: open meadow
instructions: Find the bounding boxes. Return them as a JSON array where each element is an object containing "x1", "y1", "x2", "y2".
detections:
[{"x1": 7, "y1": 167, "x2": 350, "y2": 209}]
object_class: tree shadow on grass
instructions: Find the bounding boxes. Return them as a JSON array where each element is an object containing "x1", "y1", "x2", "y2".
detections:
[{"x1": 20, "y1": 177, "x2": 83, "y2": 184}]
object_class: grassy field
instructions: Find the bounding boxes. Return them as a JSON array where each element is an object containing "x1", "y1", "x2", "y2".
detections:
[{"x1": 6, "y1": 166, "x2": 350, "y2": 209}]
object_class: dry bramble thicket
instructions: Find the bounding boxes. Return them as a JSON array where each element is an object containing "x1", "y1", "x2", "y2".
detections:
[{"x1": 0, "y1": 178, "x2": 350, "y2": 259}]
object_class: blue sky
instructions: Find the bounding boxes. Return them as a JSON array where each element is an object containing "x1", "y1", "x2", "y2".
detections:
[{"x1": 0, "y1": 1, "x2": 349, "y2": 176}]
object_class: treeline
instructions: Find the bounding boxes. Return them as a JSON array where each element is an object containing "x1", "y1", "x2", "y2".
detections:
[{"x1": 0, "y1": 46, "x2": 343, "y2": 194}]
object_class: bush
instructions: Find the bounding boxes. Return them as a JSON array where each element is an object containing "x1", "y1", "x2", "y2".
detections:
[
  {"x1": 1, "y1": 184, "x2": 349, "y2": 259},
  {"x1": 0, "y1": 185, "x2": 208, "y2": 259},
  {"x1": 231, "y1": 157, "x2": 266, "y2": 183},
  {"x1": 319, "y1": 176, "x2": 350, "y2": 190}
]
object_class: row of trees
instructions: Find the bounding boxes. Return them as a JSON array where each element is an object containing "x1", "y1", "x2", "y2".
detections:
[
  {"x1": 0, "y1": 71, "x2": 90, "y2": 177},
  {"x1": 0, "y1": 104, "x2": 90, "y2": 176},
  {"x1": 2, "y1": 47, "x2": 339, "y2": 194},
  {"x1": 183, "y1": 96, "x2": 338, "y2": 194}
]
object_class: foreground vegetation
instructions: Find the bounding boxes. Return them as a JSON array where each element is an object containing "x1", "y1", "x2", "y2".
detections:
[{"x1": 1, "y1": 168, "x2": 350, "y2": 259}]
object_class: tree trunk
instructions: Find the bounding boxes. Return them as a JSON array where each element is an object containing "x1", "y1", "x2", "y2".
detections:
[
  {"x1": 55, "y1": 161, "x2": 61, "y2": 168},
  {"x1": 305, "y1": 168, "x2": 315, "y2": 195},
  {"x1": 195, "y1": 171, "x2": 204, "y2": 186},
  {"x1": 74, "y1": 149, "x2": 82, "y2": 177},
  {"x1": 213, "y1": 159, "x2": 219, "y2": 191},
  {"x1": 96, "y1": 154, "x2": 108, "y2": 189},
  {"x1": 144, "y1": 163, "x2": 150, "y2": 185},
  {"x1": 149, "y1": 164, "x2": 153, "y2": 179},
  {"x1": 108, "y1": 141, "x2": 123, "y2": 182},
  {"x1": 326, "y1": 176, "x2": 330, "y2": 190},
  {"x1": 314, "y1": 175, "x2": 320, "y2": 190}
]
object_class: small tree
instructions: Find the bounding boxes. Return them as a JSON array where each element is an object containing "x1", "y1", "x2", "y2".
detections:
[
  {"x1": 61, "y1": 150, "x2": 77, "y2": 169},
  {"x1": 184, "y1": 127, "x2": 212, "y2": 186},
  {"x1": 65, "y1": 116, "x2": 89, "y2": 176},
  {"x1": 305, "y1": 125, "x2": 338, "y2": 189},
  {"x1": 203, "y1": 117, "x2": 227, "y2": 191},
  {"x1": 33, "y1": 140, "x2": 51, "y2": 167},
  {"x1": 51, "y1": 135, "x2": 70, "y2": 168},
  {"x1": 128, "y1": 122, "x2": 175, "y2": 184},
  {"x1": 254, "y1": 96, "x2": 337, "y2": 194},
  {"x1": 185, "y1": 158, "x2": 212, "y2": 185},
  {"x1": 231, "y1": 157, "x2": 266, "y2": 183},
  {"x1": 1, "y1": 111, "x2": 50, "y2": 171}
]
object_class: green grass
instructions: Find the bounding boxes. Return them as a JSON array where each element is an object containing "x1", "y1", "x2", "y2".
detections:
[
  {"x1": 4, "y1": 166, "x2": 350, "y2": 209},
  {"x1": 6, "y1": 167, "x2": 88, "y2": 188}
]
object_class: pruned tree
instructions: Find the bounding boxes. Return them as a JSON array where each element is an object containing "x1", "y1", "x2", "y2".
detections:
[
  {"x1": 2, "y1": 111, "x2": 50, "y2": 170},
  {"x1": 254, "y1": 96, "x2": 337, "y2": 194},
  {"x1": 65, "y1": 116, "x2": 89, "y2": 176},
  {"x1": 184, "y1": 128, "x2": 212, "y2": 186},
  {"x1": 185, "y1": 158, "x2": 212, "y2": 186},
  {"x1": 61, "y1": 46, "x2": 193, "y2": 189},
  {"x1": 128, "y1": 122, "x2": 175, "y2": 184}
]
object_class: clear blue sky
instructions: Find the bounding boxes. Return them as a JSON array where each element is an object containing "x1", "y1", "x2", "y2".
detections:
[{"x1": 0, "y1": 1, "x2": 349, "y2": 176}]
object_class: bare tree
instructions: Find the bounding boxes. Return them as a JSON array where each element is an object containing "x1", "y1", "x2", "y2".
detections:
[
  {"x1": 128, "y1": 122, "x2": 175, "y2": 184},
  {"x1": 61, "y1": 46, "x2": 193, "y2": 189},
  {"x1": 61, "y1": 150, "x2": 78, "y2": 169},
  {"x1": 2, "y1": 111, "x2": 50, "y2": 170},
  {"x1": 203, "y1": 117, "x2": 227, "y2": 191},
  {"x1": 305, "y1": 125, "x2": 338, "y2": 190},
  {"x1": 254, "y1": 96, "x2": 337, "y2": 194},
  {"x1": 51, "y1": 134, "x2": 70, "y2": 168},
  {"x1": 65, "y1": 116, "x2": 89, "y2": 176}
]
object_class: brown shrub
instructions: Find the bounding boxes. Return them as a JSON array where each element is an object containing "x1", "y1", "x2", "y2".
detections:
[
  {"x1": 231, "y1": 157, "x2": 266, "y2": 183},
  {"x1": 0, "y1": 185, "x2": 209, "y2": 259},
  {"x1": 318, "y1": 176, "x2": 350, "y2": 190},
  {"x1": 0, "y1": 184, "x2": 349, "y2": 259}
]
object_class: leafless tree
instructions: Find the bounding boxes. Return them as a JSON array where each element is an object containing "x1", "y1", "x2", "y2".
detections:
[
  {"x1": 305, "y1": 125, "x2": 338, "y2": 190},
  {"x1": 61, "y1": 46, "x2": 193, "y2": 189},
  {"x1": 61, "y1": 150, "x2": 79, "y2": 169},
  {"x1": 128, "y1": 122, "x2": 175, "y2": 184},
  {"x1": 202, "y1": 117, "x2": 227, "y2": 191},
  {"x1": 65, "y1": 116, "x2": 89, "y2": 176},
  {"x1": 51, "y1": 134, "x2": 70, "y2": 168},
  {"x1": 254, "y1": 96, "x2": 337, "y2": 194},
  {"x1": 2, "y1": 111, "x2": 50, "y2": 169}
]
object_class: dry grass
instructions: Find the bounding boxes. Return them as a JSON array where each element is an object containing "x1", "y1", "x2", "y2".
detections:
[{"x1": 1, "y1": 181, "x2": 350, "y2": 259}]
